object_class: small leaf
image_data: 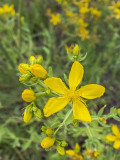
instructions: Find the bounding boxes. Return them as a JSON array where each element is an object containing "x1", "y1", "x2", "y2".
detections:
[{"x1": 98, "y1": 105, "x2": 106, "y2": 116}]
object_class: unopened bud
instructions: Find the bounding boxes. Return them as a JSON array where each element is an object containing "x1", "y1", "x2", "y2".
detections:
[
  {"x1": 30, "y1": 64, "x2": 47, "y2": 79},
  {"x1": 29, "y1": 56, "x2": 36, "y2": 64},
  {"x1": 19, "y1": 73, "x2": 32, "y2": 82},
  {"x1": 57, "y1": 145, "x2": 65, "y2": 155},
  {"x1": 46, "y1": 128, "x2": 53, "y2": 136},
  {"x1": 22, "y1": 89, "x2": 36, "y2": 102},
  {"x1": 36, "y1": 56, "x2": 43, "y2": 64},
  {"x1": 18, "y1": 64, "x2": 30, "y2": 74},
  {"x1": 24, "y1": 105, "x2": 33, "y2": 123},
  {"x1": 41, "y1": 137, "x2": 55, "y2": 148},
  {"x1": 73, "y1": 44, "x2": 80, "y2": 56},
  {"x1": 34, "y1": 108, "x2": 42, "y2": 119}
]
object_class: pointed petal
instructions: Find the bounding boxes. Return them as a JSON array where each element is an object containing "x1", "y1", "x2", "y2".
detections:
[
  {"x1": 43, "y1": 96, "x2": 69, "y2": 117},
  {"x1": 77, "y1": 84, "x2": 105, "y2": 99},
  {"x1": 106, "y1": 135, "x2": 116, "y2": 142},
  {"x1": 69, "y1": 61, "x2": 84, "y2": 91},
  {"x1": 73, "y1": 99, "x2": 92, "y2": 122},
  {"x1": 112, "y1": 125, "x2": 120, "y2": 136},
  {"x1": 44, "y1": 77, "x2": 69, "y2": 95},
  {"x1": 113, "y1": 140, "x2": 120, "y2": 149}
]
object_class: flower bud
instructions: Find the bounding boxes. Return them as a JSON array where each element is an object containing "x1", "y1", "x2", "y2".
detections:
[
  {"x1": 22, "y1": 89, "x2": 36, "y2": 102},
  {"x1": 18, "y1": 64, "x2": 30, "y2": 74},
  {"x1": 41, "y1": 126, "x2": 47, "y2": 132},
  {"x1": 61, "y1": 141, "x2": 68, "y2": 147},
  {"x1": 24, "y1": 105, "x2": 33, "y2": 123},
  {"x1": 29, "y1": 56, "x2": 36, "y2": 64},
  {"x1": 41, "y1": 137, "x2": 55, "y2": 148},
  {"x1": 57, "y1": 145, "x2": 65, "y2": 155},
  {"x1": 19, "y1": 73, "x2": 32, "y2": 82},
  {"x1": 33, "y1": 108, "x2": 42, "y2": 119},
  {"x1": 99, "y1": 117, "x2": 106, "y2": 124},
  {"x1": 30, "y1": 64, "x2": 47, "y2": 79},
  {"x1": 74, "y1": 143, "x2": 80, "y2": 154},
  {"x1": 73, "y1": 44, "x2": 80, "y2": 56},
  {"x1": 46, "y1": 128, "x2": 53, "y2": 136},
  {"x1": 36, "y1": 56, "x2": 43, "y2": 64}
]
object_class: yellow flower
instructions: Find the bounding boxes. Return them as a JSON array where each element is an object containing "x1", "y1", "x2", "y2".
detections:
[
  {"x1": 50, "y1": 13, "x2": 61, "y2": 26},
  {"x1": 24, "y1": 105, "x2": 33, "y2": 123},
  {"x1": 18, "y1": 64, "x2": 30, "y2": 75},
  {"x1": 106, "y1": 125, "x2": 120, "y2": 149},
  {"x1": 43, "y1": 61, "x2": 105, "y2": 122},
  {"x1": 41, "y1": 137, "x2": 55, "y2": 148},
  {"x1": 91, "y1": 8, "x2": 101, "y2": 18},
  {"x1": 30, "y1": 64, "x2": 47, "y2": 79},
  {"x1": 0, "y1": 4, "x2": 15, "y2": 16},
  {"x1": 22, "y1": 89, "x2": 36, "y2": 102}
]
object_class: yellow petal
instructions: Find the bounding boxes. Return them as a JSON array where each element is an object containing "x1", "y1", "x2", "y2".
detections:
[
  {"x1": 106, "y1": 135, "x2": 116, "y2": 141},
  {"x1": 69, "y1": 61, "x2": 84, "y2": 91},
  {"x1": 77, "y1": 84, "x2": 105, "y2": 99},
  {"x1": 113, "y1": 140, "x2": 120, "y2": 149},
  {"x1": 112, "y1": 125, "x2": 120, "y2": 136},
  {"x1": 44, "y1": 77, "x2": 69, "y2": 95},
  {"x1": 73, "y1": 99, "x2": 92, "y2": 122},
  {"x1": 43, "y1": 96, "x2": 69, "y2": 117}
]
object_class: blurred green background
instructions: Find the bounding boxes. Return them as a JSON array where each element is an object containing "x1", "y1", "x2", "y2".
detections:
[{"x1": 0, "y1": 0, "x2": 120, "y2": 159}]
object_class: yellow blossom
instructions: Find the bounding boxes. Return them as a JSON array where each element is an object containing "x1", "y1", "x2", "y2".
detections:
[
  {"x1": 18, "y1": 64, "x2": 30, "y2": 75},
  {"x1": 106, "y1": 125, "x2": 120, "y2": 149},
  {"x1": 22, "y1": 89, "x2": 36, "y2": 102},
  {"x1": 30, "y1": 64, "x2": 47, "y2": 79},
  {"x1": 84, "y1": 149, "x2": 100, "y2": 158},
  {"x1": 43, "y1": 61, "x2": 105, "y2": 122},
  {"x1": 24, "y1": 105, "x2": 33, "y2": 123},
  {"x1": 41, "y1": 137, "x2": 55, "y2": 148},
  {"x1": 77, "y1": 27, "x2": 89, "y2": 40},
  {"x1": 50, "y1": 13, "x2": 61, "y2": 26},
  {"x1": 91, "y1": 8, "x2": 101, "y2": 18},
  {"x1": 0, "y1": 4, "x2": 15, "y2": 16}
]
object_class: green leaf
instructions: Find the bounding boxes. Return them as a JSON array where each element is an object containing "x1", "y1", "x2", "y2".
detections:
[{"x1": 98, "y1": 105, "x2": 106, "y2": 116}]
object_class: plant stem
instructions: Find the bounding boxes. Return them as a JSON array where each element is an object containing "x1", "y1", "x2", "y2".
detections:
[
  {"x1": 54, "y1": 109, "x2": 72, "y2": 135},
  {"x1": 18, "y1": 0, "x2": 22, "y2": 62}
]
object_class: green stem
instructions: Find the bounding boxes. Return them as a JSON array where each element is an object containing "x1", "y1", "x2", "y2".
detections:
[
  {"x1": 36, "y1": 92, "x2": 48, "y2": 97},
  {"x1": 18, "y1": 0, "x2": 22, "y2": 60},
  {"x1": 54, "y1": 109, "x2": 73, "y2": 135}
]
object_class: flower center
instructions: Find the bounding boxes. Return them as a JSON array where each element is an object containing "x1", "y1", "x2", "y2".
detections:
[
  {"x1": 67, "y1": 90, "x2": 79, "y2": 102},
  {"x1": 117, "y1": 133, "x2": 120, "y2": 140}
]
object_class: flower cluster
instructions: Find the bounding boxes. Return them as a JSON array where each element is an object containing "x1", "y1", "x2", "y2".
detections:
[
  {"x1": 0, "y1": 4, "x2": 15, "y2": 17},
  {"x1": 47, "y1": 0, "x2": 101, "y2": 41},
  {"x1": 18, "y1": 49, "x2": 106, "y2": 155}
]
